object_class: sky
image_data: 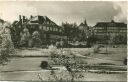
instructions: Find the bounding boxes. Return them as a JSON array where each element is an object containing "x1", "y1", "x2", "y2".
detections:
[{"x1": 0, "y1": 1, "x2": 127, "y2": 26}]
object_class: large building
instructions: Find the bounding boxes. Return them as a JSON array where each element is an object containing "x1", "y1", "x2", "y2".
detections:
[
  {"x1": 94, "y1": 20, "x2": 127, "y2": 44},
  {"x1": 23, "y1": 15, "x2": 64, "y2": 40},
  {"x1": 12, "y1": 15, "x2": 66, "y2": 47}
]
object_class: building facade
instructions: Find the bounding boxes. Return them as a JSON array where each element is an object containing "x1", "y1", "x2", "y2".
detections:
[
  {"x1": 12, "y1": 15, "x2": 66, "y2": 47},
  {"x1": 24, "y1": 15, "x2": 64, "y2": 41},
  {"x1": 94, "y1": 20, "x2": 127, "y2": 44}
]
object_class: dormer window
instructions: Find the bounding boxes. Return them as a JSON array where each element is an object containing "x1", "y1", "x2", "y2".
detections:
[{"x1": 111, "y1": 20, "x2": 115, "y2": 23}]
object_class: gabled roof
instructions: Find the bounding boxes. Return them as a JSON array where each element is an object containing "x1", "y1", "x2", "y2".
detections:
[
  {"x1": 79, "y1": 22, "x2": 88, "y2": 27},
  {"x1": 94, "y1": 21, "x2": 127, "y2": 27},
  {"x1": 79, "y1": 23, "x2": 84, "y2": 26},
  {"x1": 25, "y1": 15, "x2": 62, "y2": 29},
  {"x1": 27, "y1": 16, "x2": 38, "y2": 24},
  {"x1": 27, "y1": 15, "x2": 57, "y2": 26}
]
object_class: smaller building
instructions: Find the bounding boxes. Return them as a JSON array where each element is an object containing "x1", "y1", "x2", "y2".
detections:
[{"x1": 78, "y1": 20, "x2": 93, "y2": 40}]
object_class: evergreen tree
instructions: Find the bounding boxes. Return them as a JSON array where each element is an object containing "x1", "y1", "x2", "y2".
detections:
[
  {"x1": 32, "y1": 31, "x2": 42, "y2": 47},
  {"x1": 20, "y1": 27, "x2": 30, "y2": 47}
]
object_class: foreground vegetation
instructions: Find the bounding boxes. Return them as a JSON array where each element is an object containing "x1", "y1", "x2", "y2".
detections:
[{"x1": 0, "y1": 22, "x2": 14, "y2": 65}]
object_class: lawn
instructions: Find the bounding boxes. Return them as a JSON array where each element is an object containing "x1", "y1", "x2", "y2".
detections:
[
  {"x1": 13, "y1": 47, "x2": 126, "y2": 65},
  {"x1": 0, "y1": 47, "x2": 127, "y2": 81}
]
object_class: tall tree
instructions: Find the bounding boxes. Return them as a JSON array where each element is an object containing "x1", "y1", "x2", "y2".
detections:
[
  {"x1": 62, "y1": 22, "x2": 79, "y2": 41},
  {"x1": 32, "y1": 31, "x2": 42, "y2": 47},
  {"x1": 11, "y1": 21, "x2": 22, "y2": 48},
  {"x1": 0, "y1": 22, "x2": 14, "y2": 65},
  {"x1": 20, "y1": 27, "x2": 30, "y2": 47}
]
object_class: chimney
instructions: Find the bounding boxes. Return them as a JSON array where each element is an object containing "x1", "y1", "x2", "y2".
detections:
[
  {"x1": 22, "y1": 16, "x2": 26, "y2": 23},
  {"x1": 111, "y1": 20, "x2": 115, "y2": 23},
  {"x1": 19, "y1": 15, "x2": 22, "y2": 24},
  {"x1": 30, "y1": 15, "x2": 33, "y2": 19},
  {"x1": 19, "y1": 15, "x2": 22, "y2": 21}
]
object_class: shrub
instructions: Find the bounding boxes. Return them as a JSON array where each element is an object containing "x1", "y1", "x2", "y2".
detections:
[
  {"x1": 40, "y1": 61, "x2": 49, "y2": 69},
  {"x1": 50, "y1": 48, "x2": 86, "y2": 81},
  {"x1": 93, "y1": 45, "x2": 100, "y2": 53}
]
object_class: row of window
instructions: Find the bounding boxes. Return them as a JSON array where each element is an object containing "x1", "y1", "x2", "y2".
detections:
[
  {"x1": 95, "y1": 31, "x2": 127, "y2": 33},
  {"x1": 95, "y1": 29, "x2": 127, "y2": 33},
  {"x1": 95, "y1": 27, "x2": 127, "y2": 30},
  {"x1": 95, "y1": 32, "x2": 126, "y2": 36},
  {"x1": 29, "y1": 25, "x2": 62, "y2": 33},
  {"x1": 39, "y1": 26, "x2": 62, "y2": 32}
]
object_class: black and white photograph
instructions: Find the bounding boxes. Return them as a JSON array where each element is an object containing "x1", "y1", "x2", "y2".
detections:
[{"x1": 0, "y1": 1, "x2": 127, "y2": 82}]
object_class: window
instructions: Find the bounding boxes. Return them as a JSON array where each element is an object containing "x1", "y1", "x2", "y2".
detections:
[
  {"x1": 50, "y1": 27, "x2": 52, "y2": 31},
  {"x1": 55, "y1": 28, "x2": 57, "y2": 31},
  {"x1": 59, "y1": 29, "x2": 62, "y2": 32},
  {"x1": 47, "y1": 27, "x2": 49, "y2": 31},
  {"x1": 51, "y1": 27, "x2": 53, "y2": 31},
  {"x1": 43, "y1": 26, "x2": 46, "y2": 30},
  {"x1": 53, "y1": 28, "x2": 55, "y2": 31},
  {"x1": 39, "y1": 26, "x2": 42, "y2": 30},
  {"x1": 123, "y1": 30, "x2": 126, "y2": 32},
  {"x1": 57, "y1": 28, "x2": 58, "y2": 31}
]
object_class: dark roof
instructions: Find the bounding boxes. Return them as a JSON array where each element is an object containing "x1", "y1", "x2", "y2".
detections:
[
  {"x1": 28, "y1": 15, "x2": 57, "y2": 25},
  {"x1": 0, "y1": 19, "x2": 4, "y2": 24},
  {"x1": 79, "y1": 23, "x2": 88, "y2": 27},
  {"x1": 38, "y1": 16, "x2": 50, "y2": 24},
  {"x1": 79, "y1": 23, "x2": 84, "y2": 26},
  {"x1": 94, "y1": 21, "x2": 127, "y2": 27},
  {"x1": 26, "y1": 15, "x2": 61, "y2": 29}
]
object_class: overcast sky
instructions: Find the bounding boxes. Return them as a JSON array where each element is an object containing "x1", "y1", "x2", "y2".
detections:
[{"x1": 0, "y1": 1, "x2": 127, "y2": 26}]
